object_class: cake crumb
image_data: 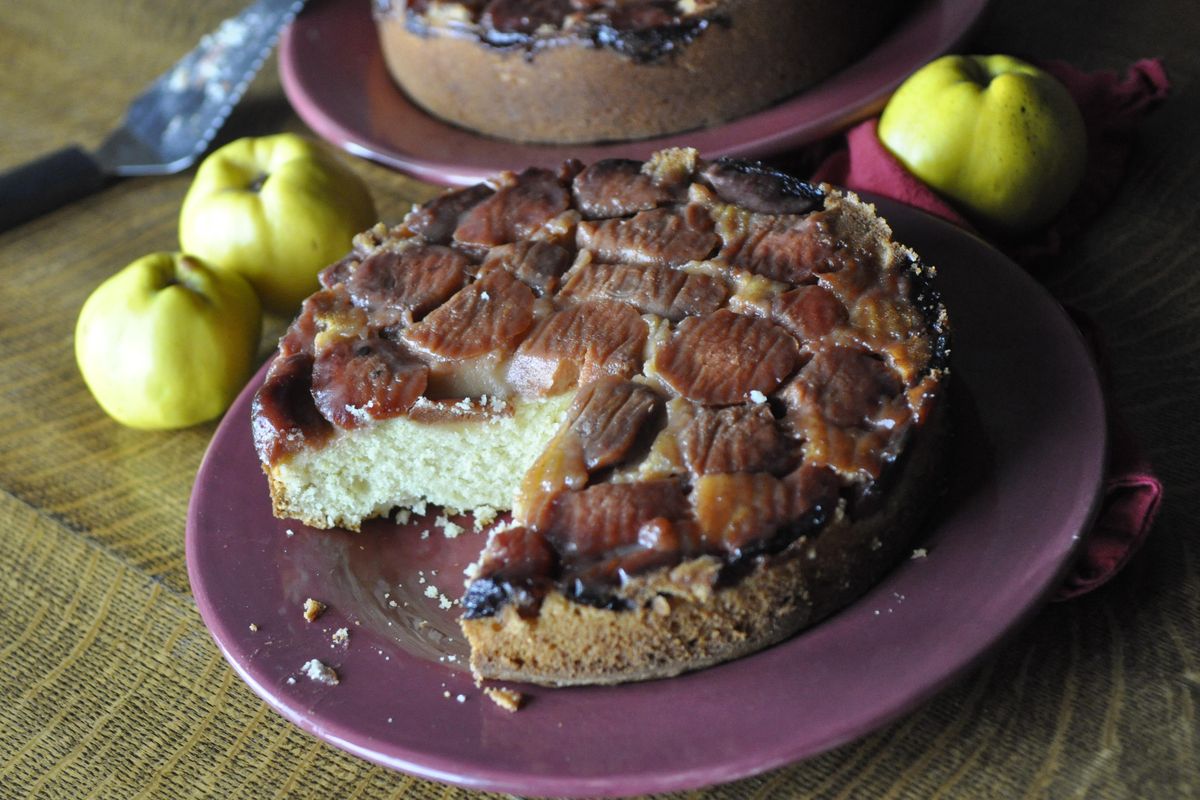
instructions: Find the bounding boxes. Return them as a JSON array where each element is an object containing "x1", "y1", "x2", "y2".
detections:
[
  {"x1": 435, "y1": 514, "x2": 464, "y2": 538},
  {"x1": 473, "y1": 506, "x2": 499, "y2": 530},
  {"x1": 303, "y1": 598, "x2": 326, "y2": 622},
  {"x1": 485, "y1": 687, "x2": 524, "y2": 712},
  {"x1": 491, "y1": 518, "x2": 519, "y2": 536},
  {"x1": 748, "y1": 389, "x2": 768, "y2": 404},
  {"x1": 643, "y1": 146, "x2": 698, "y2": 185},
  {"x1": 301, "y1": 659, "x2": 339, "y2": 685},
  {"x1": 344, "y1": 403, "x2": 375, "y2": 424},
  {"x1": 285, "y1": 528, "x2": 295, "y2": 537},
  {"x1": 424, "y1": 585, "x2": 439, "y2": 599},
  {"x1": 286, "y1": 676, "x2": 296, "y2": 685},
  {"x1": 248, "y1": 623, "x2": 259, "y2": 632},
  {"x1": 442, "y1": 690, "x2": 451, "y2": 698},
  {"x1": 651, "y1": 595, "x2": 671, "y2": 616},
  {"x1": 455, "y1": 693, "x2": 466, "y2": 703},
  {"x1": 439, "y1": 595, "x2": 453, "y2": 610},
  {"x1": 911, "y1": 548, "x2": 928, "y2": 559},
  {"x1": 395, "y1": 508, "x2": 411, "y2": 525},
  {"x1": 331, "y1": 627, "x2": 350, "y2": 645}
]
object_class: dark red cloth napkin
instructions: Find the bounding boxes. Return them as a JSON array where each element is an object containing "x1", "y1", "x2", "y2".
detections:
[{"x1": 809, "y1": 59, "x2": 1168, "y2": 599}]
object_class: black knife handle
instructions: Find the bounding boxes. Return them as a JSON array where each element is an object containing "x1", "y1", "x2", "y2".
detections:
[{"x1": 0, "y1": 146, "x2": 109, "y2": 233}]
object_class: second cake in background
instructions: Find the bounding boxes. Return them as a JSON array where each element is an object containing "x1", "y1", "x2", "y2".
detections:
[{"x1": 375, "y1": 0, "x2": 909, "y2": 144}]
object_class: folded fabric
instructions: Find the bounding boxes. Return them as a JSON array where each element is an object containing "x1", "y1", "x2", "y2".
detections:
[
  {"x1": 808, "y1": 59, "x2": 1168, "y2": 599},
  {"x1": 1057, "y1": 309, "x2": 1163, "y2": 600}
]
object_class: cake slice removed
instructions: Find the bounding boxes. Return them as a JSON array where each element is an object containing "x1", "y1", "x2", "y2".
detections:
[{"x1": 252, "y1": 149, "x2": 950, "y2": 685}]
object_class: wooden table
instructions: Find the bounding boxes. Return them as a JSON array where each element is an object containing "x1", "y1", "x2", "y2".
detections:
[{"x1": 2, "y1": 0, "x2": 1196, "y2": 797}]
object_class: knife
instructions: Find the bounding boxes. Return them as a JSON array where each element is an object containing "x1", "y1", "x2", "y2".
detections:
[{"x1": 0, "y1": 0, "x2": 307, "y2": 233}]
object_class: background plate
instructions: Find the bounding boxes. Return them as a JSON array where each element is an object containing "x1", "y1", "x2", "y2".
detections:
[
  {"x1": 278, "y1": 0, "x2": 990, "y2": 185},
  {"x1": 187, "y1": 200, "x2": 1106, "y2": 797}
]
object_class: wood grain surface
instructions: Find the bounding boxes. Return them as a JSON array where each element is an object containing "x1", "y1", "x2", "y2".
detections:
[{"x1": 1, "y1": 0, "x2": 1197, "y2": 797}]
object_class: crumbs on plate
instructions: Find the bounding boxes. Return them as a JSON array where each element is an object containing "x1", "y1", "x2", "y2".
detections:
[
  {"x1": 301, "y1": 658, "x2": 339, "y2": 685},
  {"x1": 303, "y1": 597, "x2": 327, "y2": 622},
  {"x1": 484, "y1": 686, "x2": 524, "y2": 712}
]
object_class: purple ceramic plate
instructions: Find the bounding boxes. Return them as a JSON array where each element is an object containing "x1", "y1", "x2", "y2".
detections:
[
  {"x1": 186, "y1": 200, "x2": 1106, "y2": 797},
  {"x1": 277, "y1": 0, "x2": 990, "y2": 186}
]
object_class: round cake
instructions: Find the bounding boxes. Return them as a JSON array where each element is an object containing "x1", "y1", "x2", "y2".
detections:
[
  {"x1": 374, "y1": 0, "x2": 910, "y2": 144},
  {"x1": 252, "y1": 148, "x2": 950, "y2": 685}
]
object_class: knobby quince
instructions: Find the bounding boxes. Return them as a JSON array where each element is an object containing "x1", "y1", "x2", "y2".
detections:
[
  {"x1": 879, "y1": 54, "x2": 1087, "y2": 233},
  {"x1": 179, "y1": 133, "x2": 376, "y2": 313},
  {"x1": 75, "y1": 253, "x2": 262, "y2": 430}
]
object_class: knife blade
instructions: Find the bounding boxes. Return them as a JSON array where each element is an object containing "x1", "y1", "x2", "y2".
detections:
[{"x1": 0, "y1": 0, "x2": 307, "y2": 233}]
